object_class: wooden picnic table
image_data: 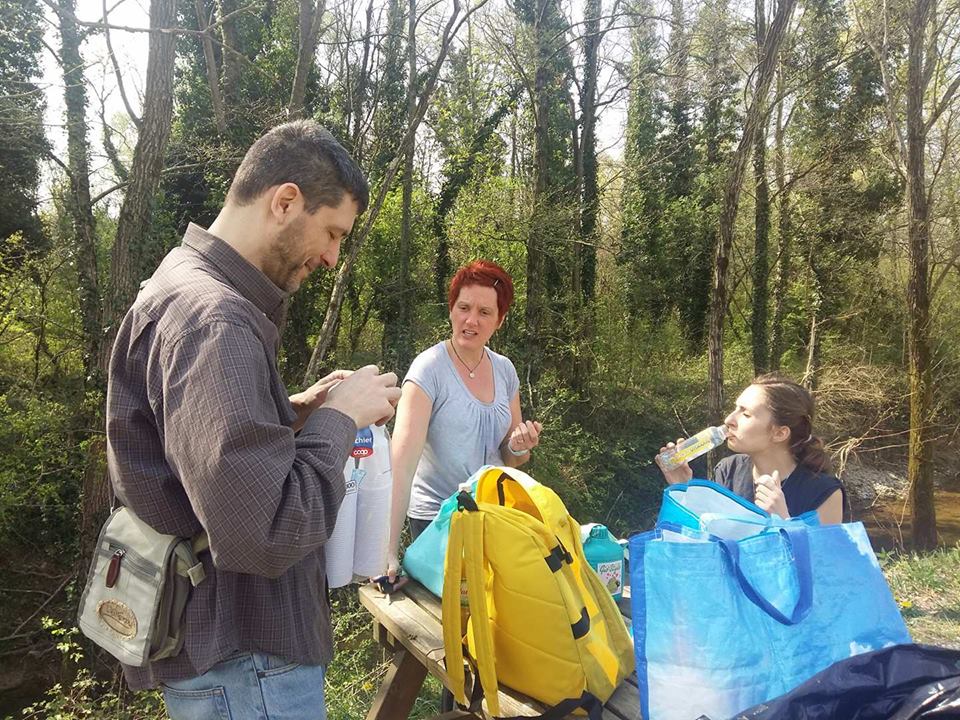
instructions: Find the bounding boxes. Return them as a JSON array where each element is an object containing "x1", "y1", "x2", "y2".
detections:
[{"x1": 359, "y1": 579, "x2": 642, "y2": 720}]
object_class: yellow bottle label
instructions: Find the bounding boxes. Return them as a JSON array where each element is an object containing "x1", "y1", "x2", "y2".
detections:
[{"x1": 671, "y1": 430, "x2": 715, "y2": 464}]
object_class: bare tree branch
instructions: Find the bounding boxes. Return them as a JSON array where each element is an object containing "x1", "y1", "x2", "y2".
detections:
[
  {"x1": 102, "y1": 0, "x2": 141, "y2": 127},
  {"x1": 304, "y1": 0, "x2": 493, "y2": 383}
]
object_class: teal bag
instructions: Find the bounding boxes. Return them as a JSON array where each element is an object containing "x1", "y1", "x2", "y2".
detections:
[{"x1": 400, "y1": 470, "x2": 481, "y2": 596}]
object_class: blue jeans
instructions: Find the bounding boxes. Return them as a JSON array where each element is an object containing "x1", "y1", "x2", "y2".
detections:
[{"x1": 161, "y1": 652, "x2": 327, "y2": 720}]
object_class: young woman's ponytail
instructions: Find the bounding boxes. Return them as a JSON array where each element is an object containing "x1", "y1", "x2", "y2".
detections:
[
  {"x1": 753, "y1": 373, "x2": 833, "y2": 474},
  {"x1": 792, "y1": 434, "x2": 832, "y2": 474}
]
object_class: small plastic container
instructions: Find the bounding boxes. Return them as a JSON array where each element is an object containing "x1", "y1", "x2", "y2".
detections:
[
  {"x1": 581, "y1": 524, "x2": 624, "y2": 601},
  {"x1": 657, "y1": 425, "x2": 728, "y2": 470}
]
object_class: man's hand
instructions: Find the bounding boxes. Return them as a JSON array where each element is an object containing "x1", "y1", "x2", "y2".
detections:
[
  {"x1": 323, "y1": 364, "x2": 401, "y2": 429},
  {"x1": 289, "y1": 369, "x2": 353, "y2": 432},
  {"x1": 754, "y1": 470, "x2": 789, "y2": 519}
]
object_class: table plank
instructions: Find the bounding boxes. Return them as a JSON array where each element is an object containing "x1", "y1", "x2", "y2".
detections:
[
  {"x1": 360, "y1": 582, "x2": 642, "y2": 719},
  {"x1": 359, "y1": 584, "x2": 451, "y2": 685}
]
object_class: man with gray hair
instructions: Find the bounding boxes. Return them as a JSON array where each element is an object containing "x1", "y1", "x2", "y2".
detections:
[{"x1": 106, "y1": 120, "x2": 399, "y2": 718}]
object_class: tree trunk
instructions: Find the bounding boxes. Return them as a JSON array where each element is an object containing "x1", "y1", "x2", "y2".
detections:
[
  {"x1": 802, "y1": 257, "x2": 822, "y2": 390},
  {"x1": 101, "y1": 0, "x2": 177, "y2": 359},
  {"x1": 905, "y1": 0, "x2": 937, "y2": 550},
  {"x1": 87, "y1": 0, "x2": 178, "y2": 549},
  {"x1": 56, "y1": 0, "x2": 108, "y2": 575},
  {"x1": 578, "y1": 0, "x2": 600, "y2": 303},
  {"x1": 751, "y1": 0, "x2": 770, "y2": 375},
  {"x1": 707, "y1": 0, "x2": 796, "y2": 421},
  {"x1": 217, "y1": 0, "x2": 242, "y2": 104},
  {"x1": 350, "y1": 0, "x2": 376, "y2": 157},
  {"x1": 55, "y1": 0, "x2": 101, "y2": 386},
  {"x1": 195, "y1": 0, "x2": 227, "y2": 133},
  {"x1": 101, "y1": 108, "x2": 130, "y2": 183},
  {"x1": 289, "y1": 0, "x2": 326, "y2": 119},
  {"x1": 433, "y1": 88, "x2": 520, "y2": 306},
  {"x1": 383, "y1": 0, "x2": 417, "y2": 373},
  {"x1": 769, "y1": 65, "x2": 790, "y2": 370},
  {"x1": 570, "y1": 91, "x2": 583, "y2": 300},
  {"x1": 524, "y1": 0, "x2": 550, "y2": 379}
]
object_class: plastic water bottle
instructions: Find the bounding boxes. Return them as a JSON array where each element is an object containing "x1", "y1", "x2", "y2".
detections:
[
  {"x1": 657, "y1": 425, "x2": 728, "y2": 471},
  {"x1": 581, "y1": 524, "x2": 624, "y2": 601}
]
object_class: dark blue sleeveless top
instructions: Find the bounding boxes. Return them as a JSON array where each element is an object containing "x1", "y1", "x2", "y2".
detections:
[{"x1": 713, "y1": 453, "x2": 845, "y2": 518}]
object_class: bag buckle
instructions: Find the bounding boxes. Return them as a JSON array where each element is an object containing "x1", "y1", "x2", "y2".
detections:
[{"x1": 186, "y1": 561, "x2": 205, "y2": 587}]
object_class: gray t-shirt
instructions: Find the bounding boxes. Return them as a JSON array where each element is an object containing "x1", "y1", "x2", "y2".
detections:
[{"x1": 405, "y1": 341, "x2": 520, "y2": 519}]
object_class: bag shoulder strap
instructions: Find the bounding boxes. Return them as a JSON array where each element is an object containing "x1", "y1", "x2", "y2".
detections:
[{"x1": 443, "y1": 494, "x2": 502, "y2": 716}]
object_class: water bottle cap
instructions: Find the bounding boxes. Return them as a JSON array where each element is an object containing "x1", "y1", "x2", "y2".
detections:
[{"x1": 589, "y1": 524, "x2": 608, "y2": 539}]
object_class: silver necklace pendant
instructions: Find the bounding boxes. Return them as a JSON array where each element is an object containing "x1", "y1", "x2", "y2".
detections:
[{"x1": 469, "y1": 372, "x2": 475, "y2": 379}]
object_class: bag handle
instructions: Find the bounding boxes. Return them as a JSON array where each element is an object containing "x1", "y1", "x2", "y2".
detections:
[{"x1": 718, "y1": 525, "x2": 813, "y2": 626}]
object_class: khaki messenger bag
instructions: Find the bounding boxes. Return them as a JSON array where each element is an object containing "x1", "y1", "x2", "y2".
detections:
[{"x1": 77, "y1": 506, "x2": 208, "y2": 667}]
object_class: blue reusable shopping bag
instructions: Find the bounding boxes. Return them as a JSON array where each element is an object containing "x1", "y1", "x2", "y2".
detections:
[
  {"x1": 658, "y1": 479, "x2": 768, "y2": 528},
  {"x1": 658, "y1": 479, "x2": 820, "y2": 539},
  {"x1": 628, "y1": 516, "x2": 911, "y2": 720},
  {"x1": 400, "y1": 469, "x2": 481, "y2": 597}
]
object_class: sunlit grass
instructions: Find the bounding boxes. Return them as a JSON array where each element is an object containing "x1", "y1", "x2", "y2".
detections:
[{"x1": 880, "y1": 544, "x2": 960, "y2": 648}]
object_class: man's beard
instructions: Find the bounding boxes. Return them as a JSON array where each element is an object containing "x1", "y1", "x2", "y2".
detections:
[{"x1": 261, "y1": 217, "x2": 307, "y2": 292}]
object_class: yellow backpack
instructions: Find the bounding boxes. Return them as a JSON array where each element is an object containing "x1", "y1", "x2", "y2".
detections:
[{"x1": 442, "y1": 466, "x2": 634, "y2": 718}]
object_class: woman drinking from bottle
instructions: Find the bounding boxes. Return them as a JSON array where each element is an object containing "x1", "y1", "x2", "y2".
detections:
[{"x1": 656, "y1": 373, "x2": 845, "y2": 524}]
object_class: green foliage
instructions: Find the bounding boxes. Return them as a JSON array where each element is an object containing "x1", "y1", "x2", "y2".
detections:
[
  {"x1": 0, "y1": 229, "x2": 88, "y2": 552},
  {"x1": 0, "y1": 389, "x2": 87, "y2": 552},
  {"x1": 619, "y1": 0, "x2": 744, "y2": 351},
  {"x1": 355, "y1": 185, "x2": 438, "y2": 374},
  {"x1": 12, "y1": 619, "x2": 167, "y2": 720},
  {"x1": 0, "y1": 0, "x2": 47, "y2": 258}
]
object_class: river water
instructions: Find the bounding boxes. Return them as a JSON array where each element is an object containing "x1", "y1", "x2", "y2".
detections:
[{"x1": 854, "y1": 489, "x2": 960, "y2": 551}]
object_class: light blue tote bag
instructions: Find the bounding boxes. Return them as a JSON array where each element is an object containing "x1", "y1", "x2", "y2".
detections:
[
  {"x1": 400, "y1": 469, "x2": 482, "y2": 596},
  {"x1": 630, "y1": 484, "x2": 910, "y2": 720},
  {"x1": 658, "y1": 478, "x2": 819, "y2": 538}
]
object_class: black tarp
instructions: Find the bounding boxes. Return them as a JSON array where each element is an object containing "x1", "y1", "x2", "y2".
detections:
[{"x1": 697, "y1": 644, "x2": 960, "y2": 720}]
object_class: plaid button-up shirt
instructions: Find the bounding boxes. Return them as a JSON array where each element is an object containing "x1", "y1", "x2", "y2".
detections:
[{"x1": 106, "y1": 223, "x2": 355, "y2": 690}]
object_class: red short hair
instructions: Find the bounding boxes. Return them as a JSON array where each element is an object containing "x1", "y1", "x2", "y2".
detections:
[{"x1": 448, "y1": 260, "x2": 514, "y2": 320}]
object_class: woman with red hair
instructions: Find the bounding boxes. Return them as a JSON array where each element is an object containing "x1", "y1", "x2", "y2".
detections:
[{"x1": 385, "y1": 260, "x2": 543, "y2": 580}]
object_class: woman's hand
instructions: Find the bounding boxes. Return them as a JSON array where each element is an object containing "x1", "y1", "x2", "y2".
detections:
[
  {"x1": 386, "y1": 550, "x2": 400, "y2": 583},
  {"x1": 508, "y1": 420, "x2": 542, "y2": 455},
  {"x1": 754, "y1": 470, "x2": 789, "y2": 519},
  {"x1": 374, "y1": 550, "x2": 408, "y2": 594},
  {"x1": 655, "y1": 438, "x2": 693, "y2": 485}
]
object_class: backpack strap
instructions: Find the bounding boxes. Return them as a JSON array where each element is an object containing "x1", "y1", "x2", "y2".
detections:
[
  {"x1": 532, "y1": 691, "x2": 604, "y2": 720},
  {"x1": 443, "y1": 494, "x2": 502, "y2": 716},
  {"x1": 442, "y1": 501, "x2": 469, "y2": 707}
]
